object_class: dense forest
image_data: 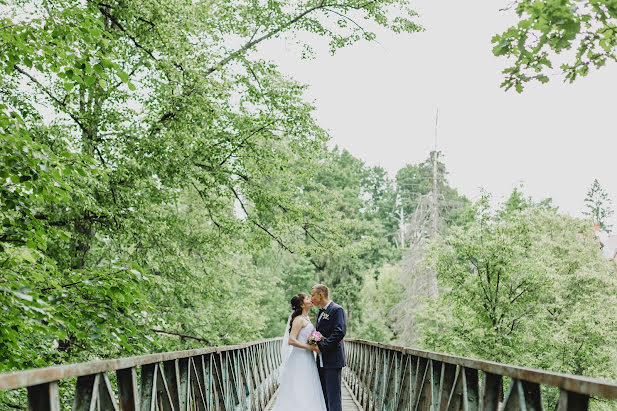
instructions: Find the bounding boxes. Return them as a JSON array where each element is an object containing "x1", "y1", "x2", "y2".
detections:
[
  {"x1": 0, "y1": 0, "x2": 424, "y2": 374},
  {"x1": 2, "y1": 0, "x2": 617, "y2": 409}
]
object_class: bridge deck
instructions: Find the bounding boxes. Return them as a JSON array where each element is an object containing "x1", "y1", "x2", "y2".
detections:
[{"x1": 265, "y1": 380, "x2": 362, "y2": 410}]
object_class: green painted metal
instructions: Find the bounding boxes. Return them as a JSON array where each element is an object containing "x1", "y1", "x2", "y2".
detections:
[
  {"x1": 0, "y1": 339, "x2": 281, "y2": 411},
  {"x1": 6, "y1": 338, "x2": 617, "y2": 410},
  {"x1": 26, "y1": 382, "x2": 59, "y2": 411},
  {"x1": 343, "y1": 340, "x2": 617, "y2": 411}
]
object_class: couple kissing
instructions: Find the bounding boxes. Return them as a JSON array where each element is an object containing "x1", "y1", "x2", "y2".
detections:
[{"x1": 272, "y1": 284, "x2": 347, "y2": 411}]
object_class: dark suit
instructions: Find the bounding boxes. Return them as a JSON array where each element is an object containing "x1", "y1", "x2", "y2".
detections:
[{"x1": 316, "y1": 302, "x2": 346, "y2": 411}]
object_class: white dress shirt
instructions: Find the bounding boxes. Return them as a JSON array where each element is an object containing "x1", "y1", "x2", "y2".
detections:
[{"x1": 318, "y1": 301, "x2": 332, "y2": 323}]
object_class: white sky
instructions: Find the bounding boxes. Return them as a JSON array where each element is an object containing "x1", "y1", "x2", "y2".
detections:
[{"x1": 258, "y1": 0, "x2": 617, "y2": 229}]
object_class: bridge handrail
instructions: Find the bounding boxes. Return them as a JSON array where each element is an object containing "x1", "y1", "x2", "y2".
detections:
[
  {"x1": 0, "y1": 337, "x2": 282, "y2": 391},
  {"x1": 0, "y1": 338, "x2": 283, "y2": 411},
  {"x1": 345, "y1": 338, "x2": 617, "y2": 399},
  {"x1": 5, "y1": 336, "x2": 617, "y2": 410}
]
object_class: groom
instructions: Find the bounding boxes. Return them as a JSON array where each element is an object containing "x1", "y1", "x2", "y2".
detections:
[{"x1": 311, "y1": 284, "x2": 347, "y2": 411}]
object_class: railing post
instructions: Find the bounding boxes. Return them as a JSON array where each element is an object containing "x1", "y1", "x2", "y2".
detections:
[
  {"x1": 557, "y1": 389, "x2": 589, "y2": 411},
  {"x1": 163, "y1": 360, "x2": 180, "y2": 410},
  {"x1": 173, "y1": 358, "x2": 189, "y2": 411},
  {"x1": 100, "y1": 373, "x2": 120, "y2": 411},
  {"x1": 155, "y1": 364, "x2": 175, "y2": 411},
  {"x1": 395, "y1": 354, "x2": 412, "y2": 411},
  {"x1": 501, "y1": 379, "x2": 544, "y2": 411},
  {"x1": 414, "y1": 357, "x2": 429, "y2": 410},
  {"x1": 140, "y1": 364, "x2": 156, "y2": 411},
  {"x1": 438, "y1": 363, "x2": 456, "y2": 411},
  {"x1": 464, "y1": 368, "x2": 479, "y2": 411},
  {"x1": 445, "y1": 366, "x2": 476, "y2": 411},
  {"x1": 479, "y1": 372, "x2": 501, "y2": 411},
  {"x1": 430, "y1": 360, "x2": 442, "y2": 411},
  {"x1": 73, "y1": 374, "x2": 97, "y2": 411},
  {"x1": 117, "y1": 368, "x2": 140, "y2": 411},
  {"x1": 27, "y1": 381, "x2": 60, "y2": 411},
  {"x1": 190, "y1": 357, "x2": 207, "y2": 411}
]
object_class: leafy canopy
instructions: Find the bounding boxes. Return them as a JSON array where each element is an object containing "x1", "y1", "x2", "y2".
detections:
[
  {"x1": 493, "y1": 0, "x2": 617, "y2": 91},
  {"x1": 419, "y1": 191, "x2": 617, "y2": 394}
]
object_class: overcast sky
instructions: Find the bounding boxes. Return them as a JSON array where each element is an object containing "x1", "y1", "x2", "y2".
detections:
[{"x1": 258, "y1": 0, "x2": 617, "y2": 229}]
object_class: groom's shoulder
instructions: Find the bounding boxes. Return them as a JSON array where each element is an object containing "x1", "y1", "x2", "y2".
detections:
[{"x1": 331, "y1": 302, "x2": 344, "y2": 312}]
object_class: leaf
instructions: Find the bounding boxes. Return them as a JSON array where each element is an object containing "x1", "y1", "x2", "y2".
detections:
[
  {"x1": 13, "y1": 291, "x2": 33, "y2": 302},
  {"x1": 118, "y1": 70, "x2": 129, "y2": 83},
  {"x1": 84, "y1": 75, "x2": 96, "y2": 87}
]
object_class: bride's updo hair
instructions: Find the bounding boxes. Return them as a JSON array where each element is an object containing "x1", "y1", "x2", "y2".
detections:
[{"x1": 289, "y1": 293, "x2": 307, "y2": 333}]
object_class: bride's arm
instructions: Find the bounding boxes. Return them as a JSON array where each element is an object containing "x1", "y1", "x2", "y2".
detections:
[{"x1": 288, "y1": 318, "x2": 315, "y2": 351}]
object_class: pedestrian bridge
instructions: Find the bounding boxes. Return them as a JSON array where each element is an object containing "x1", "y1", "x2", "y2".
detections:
[{"x1": 1, "y1": 338, "x2": 617, "y2": 411}]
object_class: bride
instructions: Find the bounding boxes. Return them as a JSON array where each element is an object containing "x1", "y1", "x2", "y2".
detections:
[{"x1": 272, "y1": 293, "x2": 327, "y2": 411}]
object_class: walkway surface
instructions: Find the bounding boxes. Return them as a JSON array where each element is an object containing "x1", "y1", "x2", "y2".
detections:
[{"x1": 265, "y1": 380, "x2": 362, "y2": 410}]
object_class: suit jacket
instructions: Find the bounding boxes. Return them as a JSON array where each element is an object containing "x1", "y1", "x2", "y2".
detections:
[{"x1": 316, "y1": 302, "x2": 346, "y2": 369}]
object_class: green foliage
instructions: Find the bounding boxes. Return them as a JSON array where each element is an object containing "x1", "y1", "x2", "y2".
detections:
[
  {"x1": 356, "y1": 153, "x2": 472, "y2": 343},
  {"x1": 395, "y1": 151, "x2": 472, "y2": 230},
  {"x1": 0, "y1": 0, "x2": 422, "y2": 390},
  {"x1": 583, "y1": 178, "x2": 614, "y2": 232},
  {"x1": 417, "y1": 192, "x2": 617, "y2": 398},
  {"x1": 494, "y1": 0, "x2": 617, "y2": 91},
  {"x1": 263, "y1": 147, "x2": 402, "y2": 333},
  {"x1": 354, "y1": 263, "x2": 402, "y2": 341},
  {"x1": 7, "y1": 2, "x2": 616, "y2": 407}
]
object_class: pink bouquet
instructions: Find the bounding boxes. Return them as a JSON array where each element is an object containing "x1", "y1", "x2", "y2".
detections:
[{"x1": 307, "y1": 331, "x2": 322, "y2": 345}]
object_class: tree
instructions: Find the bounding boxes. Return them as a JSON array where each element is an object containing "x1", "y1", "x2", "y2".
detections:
[
  {"x1": 354, "y1": 263, "x2": 402, "y2": 342},
  {"x1": 583, "y1": 179, "x2": 614, "y2": 232},
  {"x1": 493, "y1": 0, "x2": 617, "y2": 92},
  {"x1": 359, "y1": 154, "x2": 472, "y2": 345},
  {"x1": 0, "y1": 0, "x2": 423, "y2": 380},
  {"x1": 417, "y1": 192, "x2": 617, "y2": 407},
  {"x1": 395, "y1": 151, "x2": 471, "y2": 245},
  {"x1": 291, "y1": 148, "x2": 400, "y2": 332}
]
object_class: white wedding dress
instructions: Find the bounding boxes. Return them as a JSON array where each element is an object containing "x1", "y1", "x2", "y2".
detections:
[{"x1": 273, "y1": 321, "x2": 327, "y2": 411}]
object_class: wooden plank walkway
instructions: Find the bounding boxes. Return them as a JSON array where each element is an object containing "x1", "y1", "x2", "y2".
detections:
[{"x1": 265, "y1": 379, "x2": 362, "y2": 410}]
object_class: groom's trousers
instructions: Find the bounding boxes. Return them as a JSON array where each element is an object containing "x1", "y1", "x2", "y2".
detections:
[{"x1": 318, "y1": 367, "x2": 342, "y2": 411}]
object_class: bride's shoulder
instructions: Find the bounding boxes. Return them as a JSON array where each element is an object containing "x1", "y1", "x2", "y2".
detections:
[{"x1": 292, "y1": 315, "x2": 308, "y2": 327}]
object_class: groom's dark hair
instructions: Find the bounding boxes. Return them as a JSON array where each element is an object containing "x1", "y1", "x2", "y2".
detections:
[{"x1": 313, "y1": 284, "x2": 329, "y2": 298}]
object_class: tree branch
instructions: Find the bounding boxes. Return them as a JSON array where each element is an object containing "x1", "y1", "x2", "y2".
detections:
[
  {"x1": 14, "y1": 65, "x2": 88, "y2": 133},
  {"x1": 218, "y1": 121, "x2": 275, "y2": 167},
  {"x1": 510, "y1": 286, "x2": 529, "y2": 304},
  {"x1": 228, "y1": 184, "x2": 292, "y2": 253},
  {"x1": 322, "y1": 7, "x2": 378, "y2": 44},
  {"x1": 95, "y1": 3, "x2": 158, "y2": 61},
  {"x1": 151, "y1": 328, "x2": 212, "y2": 345},
  {"x1": 40, "y1": 269, "x2": 124, "y2": 292},
  {"x1": 303, "y1": 224, "x2": 326, "y2": 248},
  {"x1": 205, "y1": 2, "x2": 331, "y2": 76},
  {"x1": 190, "y1": 181, "x2": 223, "y2": 231}
]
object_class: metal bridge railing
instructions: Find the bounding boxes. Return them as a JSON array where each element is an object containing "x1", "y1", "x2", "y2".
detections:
[
  {"x1": 6, "y1": 337, "x2": 617, "y2": 410},
  {"x1": 343, "y1": 339, "x2": 617, "y2": 411},
  {"x1": 0, "y1": 338, "x2": 281, "y2": 411}
]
